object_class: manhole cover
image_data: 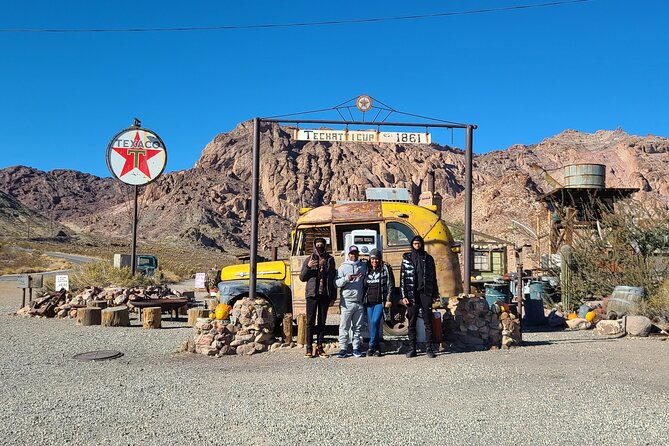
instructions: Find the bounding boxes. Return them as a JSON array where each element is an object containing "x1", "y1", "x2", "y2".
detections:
[{"x1": 73, "y1": 350, "x2": 124, "y2": 361}]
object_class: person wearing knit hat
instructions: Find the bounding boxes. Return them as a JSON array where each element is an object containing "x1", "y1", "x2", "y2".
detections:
[
  {"x1": 299, "y1": 237, "x2": 336, "y2": 358},
  {"x1": 400, "y1": 235, "x2": 439, "y2": 358},
  {"x1": 362, "y1": 248, "x2": 394, "y2": 357}
]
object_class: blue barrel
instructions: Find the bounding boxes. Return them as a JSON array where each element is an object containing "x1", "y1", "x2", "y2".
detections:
[
  {"x1": 528, "y1": 281, "x2": 545, "y2": 301},
  {"x1": 485, "y1": 283, "x2": 510, "y2": 307},
  {"x1": 523, "y1": 299, "x2": 547, "y2": 326}
]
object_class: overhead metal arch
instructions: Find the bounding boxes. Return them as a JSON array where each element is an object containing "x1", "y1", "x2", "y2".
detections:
[{"x1": 247, "y1": 97, "x2": 476, "y2": 298}]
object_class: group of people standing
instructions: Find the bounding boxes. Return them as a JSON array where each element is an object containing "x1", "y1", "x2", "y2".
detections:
[{"x1": 298, "y1": 234, "x2": 439, "y2": 359}]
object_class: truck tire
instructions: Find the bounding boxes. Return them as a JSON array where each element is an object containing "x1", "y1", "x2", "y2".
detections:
[{"x1": 382, "y1": 303, "x2": 409, "y2": 337}]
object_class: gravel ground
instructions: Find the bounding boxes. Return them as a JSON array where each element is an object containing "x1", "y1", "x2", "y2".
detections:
[{"x1": 1, "y1": 282, "x2": 668, "y2": 446}]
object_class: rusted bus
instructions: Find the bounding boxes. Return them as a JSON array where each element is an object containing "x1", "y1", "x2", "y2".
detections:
[
  {"x1": 289, "y1": 201, "x2": 463, "y2": 320},
  {"x1": 219, "y1": 197, "x2": 463, "y2": 334}
]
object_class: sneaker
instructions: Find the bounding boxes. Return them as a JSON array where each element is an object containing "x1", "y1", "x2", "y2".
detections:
[
  {"x1": 366, "y1": 349, "x2": 375, "y2": 357},
  {"x1": 352, "y1": 349, "x2": 364, "y2": 358},
  {"x1": 304, "y1": 350, "x2": 313, "y2": 358},
  {"x1": 316, "y1": 346, "x2": 328, "y2": 358},
  {"x1": 336, "y1": 350, "x2": 348, "y2": 359},
  {"x1": 373, "y1": 350, "x2": 382, "y2": 357},
  {"x1": 406, "y1": 349, "x2": 417, "y2": 358},
  {"x1": 426, "y1": 349, "x2": 436, "y2": 359}
]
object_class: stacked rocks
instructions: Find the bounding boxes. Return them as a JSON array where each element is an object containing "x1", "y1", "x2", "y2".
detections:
[
  {"x1": 499, "y1": 312, "x2": 521, "y2": 349},
  {"x1": 189, "y1": 297, "x2": 277, "y2": 357},
  {"x1": 446, "y1": 295, "x2": 504, "y2": 349},
  {"x1": 15, "y1": 285, "x2": 188, "y2": 319}
]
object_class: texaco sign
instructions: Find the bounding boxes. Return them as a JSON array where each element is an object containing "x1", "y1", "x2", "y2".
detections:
[{"x1": 106, "y1": 127, "x2": 167, "y2": 185}]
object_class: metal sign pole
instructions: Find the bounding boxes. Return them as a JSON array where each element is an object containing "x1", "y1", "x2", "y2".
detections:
[
  {"x1": 131, "y1": 185, "x2": 138, "y2": 276},
  {"x1": 249, "y1": 117, "x2": 261, "y2": 299},
  {"x1": 106, "y1": 118, "x2": 167, "y2": 278},
  {"x1": 463, "y1": 125, "x2": 474, "y2": 294}
]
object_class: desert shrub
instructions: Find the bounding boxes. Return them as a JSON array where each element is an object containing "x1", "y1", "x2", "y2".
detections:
[
  {"x1": 639, "y1": 278, "x2": 669, "y2": 322},
  {"x1": 69, "y1": 260, "x2": 159, "y2": 290},
  {"x1": 557, "y1": 199, "x2": 669, "y2": 313},
  {"x1": 0, "y1": 245, "x2": 69, "y2": 275}
]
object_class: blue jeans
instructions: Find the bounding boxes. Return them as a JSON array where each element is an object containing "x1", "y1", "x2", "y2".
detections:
[{"x1": 366, "y1": 304, "x2": 384, "y2": 350}]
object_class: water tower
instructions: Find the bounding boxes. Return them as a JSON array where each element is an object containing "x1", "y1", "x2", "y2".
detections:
[{"x1": 538, "y1": 163, "x2": 638, "y2": 254}]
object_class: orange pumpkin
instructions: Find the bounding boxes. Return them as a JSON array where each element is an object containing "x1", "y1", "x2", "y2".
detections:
[{"x1": 215, "y1": 303, "x2": 231, "y2": 320}]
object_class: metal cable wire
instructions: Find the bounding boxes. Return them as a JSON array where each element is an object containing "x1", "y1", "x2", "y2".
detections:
[{"x1": 0, "y1": 0, "x2": 593, "y2": 33}]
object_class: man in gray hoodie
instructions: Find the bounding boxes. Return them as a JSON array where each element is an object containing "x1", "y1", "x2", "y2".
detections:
[{"x1": 335, "y1": 245, "x2": 367, "y2": 358}]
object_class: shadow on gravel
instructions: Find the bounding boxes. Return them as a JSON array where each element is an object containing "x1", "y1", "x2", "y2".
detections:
[
  {"x1": 522, "y1": 325, "x2": 566, "y2": 333},
  {"x1": 521, "y1": 340, "x2": 553, "y2": 347}
]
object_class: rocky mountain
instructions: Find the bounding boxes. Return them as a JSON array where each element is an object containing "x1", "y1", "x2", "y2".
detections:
[
  {"x1": 0, "y1": 122, "x2": 667, "y2": 257},
  {"x1": 0, "y1": 190, "x2": 70, "y2": 238}
]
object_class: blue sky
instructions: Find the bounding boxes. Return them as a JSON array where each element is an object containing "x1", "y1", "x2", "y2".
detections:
[{"x1": 0, "y1": 0, "x2": 667, "y2": 178}]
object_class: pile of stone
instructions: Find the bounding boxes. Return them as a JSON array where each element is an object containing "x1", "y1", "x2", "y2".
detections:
[
  {"x1": 444, "y1": 295, "x2": 510, "y2": 350},
  {"x1": 15, "y1": 285, "x2": 188, "y2": 319},
  {"x1": 596, "y1": 315, "x2": 656, "y2": 338},
  {"x1": 188, "y1": 297, "x2": 278, "y2": 357}
]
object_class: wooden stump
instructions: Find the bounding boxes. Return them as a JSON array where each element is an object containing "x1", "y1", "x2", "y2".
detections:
[
  {"x1": 88, "y1": 300, "x2": 108, "y2": 310},
  {"x1": 283, "y1": 313, "x2": 293, "y2": 343},
  {"x1": 204, "y1": 298, "x2": 218, "y2": 311},
  {"x1": 187, "y1": 308, "x2": 210, "y2": 326},
  {"x1": 76, "y1": 307, "x2": 102, "y2": 326},
  {"x1": 178, "y1": 305, "x2": 188, "y2": 316},
  {"x1": 296, "y1": 313, "x2": 307, "y2": 346},
  {"x1": 143, "y1": 307, "x2": 162, "y2": 329},
  {"x1": 101, "y1": 306, "x2": 130, "y2": 327}
]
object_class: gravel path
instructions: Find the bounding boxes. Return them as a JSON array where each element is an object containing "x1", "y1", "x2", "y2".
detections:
[{"x1": 1, "y1": 283, "x2": 668, "y2": 445}]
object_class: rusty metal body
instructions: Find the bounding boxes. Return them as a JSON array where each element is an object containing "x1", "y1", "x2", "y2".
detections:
[{"x1": 288, "y1": 201, "x2": 463, "y2": 317}]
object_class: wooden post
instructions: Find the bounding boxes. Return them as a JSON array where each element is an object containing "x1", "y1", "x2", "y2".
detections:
[
  {"x1": 187, "y1": 308, "x2": 210, "y2": 326},
  {"x1": 282, "y1": 313, "x2": 293, "y2": 343},
  {"x1": 101, "y1": 306, "x2": 130, "y2": 327},
  {"x1": 143, "y1": 307, "x2": 162, "y2": 329},
  {"x1": 88, "y1": 300, "x2": 108, "y2": 310},
  {"x1": 296, "y1": 313, "x2": 307, "y2": 346},
  {"x1": 76, "y1": 307, "x2": 102, "y2": 326}
]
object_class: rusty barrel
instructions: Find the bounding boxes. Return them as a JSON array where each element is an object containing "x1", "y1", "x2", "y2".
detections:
[{"x1": 607, "y1": 286, "x2": 644, "y2": 319}]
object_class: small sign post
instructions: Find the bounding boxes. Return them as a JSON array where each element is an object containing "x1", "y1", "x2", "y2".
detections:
[
  {"x1": 194, "y1": 273, "x2": 206, "y2": 290},
  {"x1": 55, "y1": 274, "x2": 69, "y2": 292},
  {"x1": 106, "y1": 119, "x2": 167, "y2": 275},
  {"x1": 17, "y1": 274, "x2": 43, "y2": 308}
]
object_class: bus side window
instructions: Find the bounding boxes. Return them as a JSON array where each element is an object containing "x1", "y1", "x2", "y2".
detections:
[
  {"x1": 296, "y1": 227, "x2": 332, "y2": 255},
  {"x1": 387, "y1": 221, "x2": 415, "y2": 246}
]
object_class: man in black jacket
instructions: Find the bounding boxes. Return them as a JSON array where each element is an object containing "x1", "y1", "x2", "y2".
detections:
[
  {"x1": 400, "y1": 235, "x2": 438, "y2": 358},
  {"x1": 299, "y1": 237, "x2": 336, "y2": 358}
]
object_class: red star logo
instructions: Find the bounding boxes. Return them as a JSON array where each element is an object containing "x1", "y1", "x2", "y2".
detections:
[{"x1": 112, "y1": 132, "x2": 162, "y2": 178}]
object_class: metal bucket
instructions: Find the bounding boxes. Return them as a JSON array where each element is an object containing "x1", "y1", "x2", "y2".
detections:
[
  {"x1": 563, "y1": 164, "x2": 606, "y2": 189},
  {"x1": 607, "y1": 286, "x2": 644, "y2": 319},
  {"x1": 484, "y1": 283, "x2": 510, "y2": 307}
]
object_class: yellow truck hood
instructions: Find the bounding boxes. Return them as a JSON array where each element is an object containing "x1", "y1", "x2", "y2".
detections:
[{"x1": 220, "y1": 260, "x2": 290, "y2": 284}]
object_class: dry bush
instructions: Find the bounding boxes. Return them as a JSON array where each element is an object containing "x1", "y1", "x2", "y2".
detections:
[
  {"x1": 639, "y1": 279, "x2": 669, "y2": 322},
  {"x1": 560, "y1": 199, "x2": 669, "y2": 313},
  {"x1": 69, "y1": 260, "x2": 159, "y2": 290},
  {"x1": 0, "y1": 244, "x2": 71, "y2": 275}
]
